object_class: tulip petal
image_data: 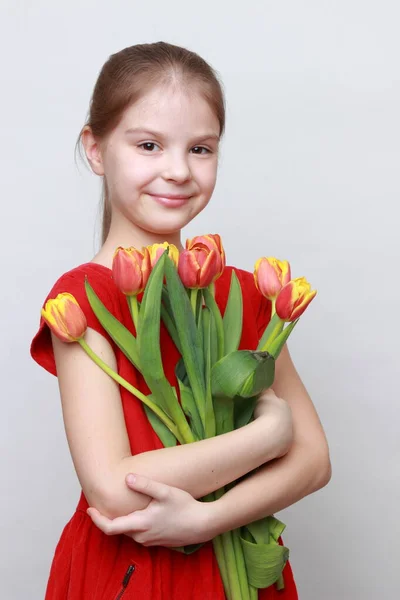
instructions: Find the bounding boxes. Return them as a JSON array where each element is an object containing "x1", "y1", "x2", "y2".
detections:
[
  {"x1": 254, "y1": 258, "x2": 282, "y2": 298},
  {"x1": 199, "y1": 249, "x2": 220, "y2": 287},
  {"x1": 178, "y1": 250, "x2": 200, "y2": 288}
]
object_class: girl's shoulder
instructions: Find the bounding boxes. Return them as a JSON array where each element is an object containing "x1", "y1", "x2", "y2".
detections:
[{"x1": 30, "y1": 262, "x2": 120, "y2": 377}]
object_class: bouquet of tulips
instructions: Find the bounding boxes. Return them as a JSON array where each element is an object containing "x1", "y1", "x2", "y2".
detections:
[{"x1": 42, "y1": 234, "x2": 317, "y2": 600}]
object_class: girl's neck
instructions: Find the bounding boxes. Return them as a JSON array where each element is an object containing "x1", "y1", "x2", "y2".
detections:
[{"x1": 91, "y1": 220, "x2": 184, "y2": 269}]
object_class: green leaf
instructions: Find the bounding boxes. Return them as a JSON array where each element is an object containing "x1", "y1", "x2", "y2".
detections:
[
  {"x1": 202, "y1": 307, "x2": 216, "y2": 438},
  {"x1": 223, "y1": 271, "x2": 243, "y2": 353},
  {"x1": 213, "y1": 394, "x2": 234, "y2": 435},
  {"x1": 196, "y1": 299, "x2": 205, "y2": 378},
  {"x1": 84, "y1": 278, "x2": 140, "y2": 369},
  {"x1": 143, "y1": 400, "x2": 177, "y2": 447},
  {"x1": 175, "y1": 357, "x2": 189, "y2": 386},
  {"x1": 136, "y1": 252, "x2": 166, "y2": 379},
  {"x1": 267, "y1": 319, "x2": 299, "y2": 359},
  {"x1": 257, "y1": 313, "x2": 284, "y2": 352},
  {"x1": 233, "y1": 394, "x2": 258, "y2": 429},
  {"x1": 160, "y1": 304, "x2": 182, "y2": 354},
  {"x1": 177, "y1": 377, "x2": 203, "y2": 440},
  {"x1": 211, "y1": 350, "x2": 275, "y2": 399},
  {"x1": 164, "y1": 257, "x2": 206, "y2": 420},
  {"x1": 240, "y1": 534, "x2": 289, "y2": 589},
  {"x1": 203, "y1": 287, "x2": 224, "y2": 360},
  {"x1": 170, "y1": 542, "x2": 205, "y2": 554}
]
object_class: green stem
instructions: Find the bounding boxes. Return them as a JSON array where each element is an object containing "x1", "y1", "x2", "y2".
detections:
[
  {"x1": 213, "y1": 487, "x2": 243, "y2": 600},
  {"x1": 249, "y1": 584, "x2": 258, "y2": 599},
  {"x1": 190, "y1": 288, "x2": 198, "y2": 317},
  {"x1": 78, "y1": 338, "x2": 184, "y2": 444},
  {"x1": 203, "y1": 491, "x2": 230, "y2": 597},
  {"x1": 221, "y1": 530, "x2": 242, "y2": 599},
  {"x1": 231, "y1": 528, "x2": 251, "y2": 600},
  {"x1": 212, "y1": 535, "x2": 231, "y2": 597},
  {"x1": 128, "y1": 295, "x2": 139, "y2": 332}
]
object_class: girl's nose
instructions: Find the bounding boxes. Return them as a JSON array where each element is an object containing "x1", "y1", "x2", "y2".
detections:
[{"x1": 162, "y1": 153, "x2": 191, "y2": 183}]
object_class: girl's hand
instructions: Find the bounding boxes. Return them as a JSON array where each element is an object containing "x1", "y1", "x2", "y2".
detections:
[
  {"x1": 254, "y1": 388, "x2": 294, "y2": 456},
  {"x1": 86, "y1": 474, "x2": 215, "y2": 547}
]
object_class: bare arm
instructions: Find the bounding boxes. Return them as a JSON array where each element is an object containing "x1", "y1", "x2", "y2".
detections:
[
  {"x1": 52, "y1": 328, "x2": 291, "y2": 519},
  {"x1": 206, "y1": 344, "x2": 332, "y2": 536}
]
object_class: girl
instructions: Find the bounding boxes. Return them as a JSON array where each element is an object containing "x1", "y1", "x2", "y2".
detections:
[{"x1": 31, "y1": 41, "x2": 331, "y2": 599}]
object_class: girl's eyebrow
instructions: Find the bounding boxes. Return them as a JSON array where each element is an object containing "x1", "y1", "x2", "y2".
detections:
[{"x1": 124, "y1": 127, "x2": 220, "y2": 142}]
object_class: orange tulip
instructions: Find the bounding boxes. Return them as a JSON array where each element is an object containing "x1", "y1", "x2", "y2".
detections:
[
  {"x1": 254, "y1": 257, "x2": 291, "y2": 300},
  {"x1": 112, "y1": 246, "x2": 151, "y2": 295},
  {"x1": 186, "y1": 234, "x2": 226, "y2": 278},
  {"x1": 41, "y1": 293, "x2": 87, "y2": 342},
  {"x1": 178, "y1": 247, "x2": 221, "y2": 288},
  {"x1": 147, "y1": 242, "x2": 180, "y2": 269},
  {"x1": 276, "y1": 277, "x2": 317, "y2": 322}
]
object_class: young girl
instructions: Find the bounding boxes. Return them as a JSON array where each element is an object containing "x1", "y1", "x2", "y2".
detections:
[{"x1": 31, "y1": 41, "x2": 331, "y2": 599}]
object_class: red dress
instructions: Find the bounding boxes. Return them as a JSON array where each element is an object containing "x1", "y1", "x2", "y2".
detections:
[{"x1": 31, "y1": 262, "x2": 298, "y2": 599}]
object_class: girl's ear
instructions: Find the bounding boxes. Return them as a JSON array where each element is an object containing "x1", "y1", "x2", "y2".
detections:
[{"x1": 81, "y1": 126, "x2": 105, "y2": 176}]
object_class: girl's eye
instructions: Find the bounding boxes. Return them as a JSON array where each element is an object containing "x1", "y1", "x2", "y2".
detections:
[
  {"x1": 191, "y1": 146, "x2": 210, "y2": 155},
  {"x1": 139, "y1": 142, "x2": 160, "y2": 152}
]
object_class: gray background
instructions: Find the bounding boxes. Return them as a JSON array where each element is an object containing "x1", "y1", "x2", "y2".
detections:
[{"x1": 1, "y1": 1, "x2": 399, "y2": 598}]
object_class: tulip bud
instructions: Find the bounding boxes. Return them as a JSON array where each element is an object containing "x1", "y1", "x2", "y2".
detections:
[
  {"x1": 41, "y1": 293, "x2": 87, "y2": 343},
  {"x1": 186, "y1": 234, "x2": 226, "y2": 279},
  {"x1": 276, "y1": 277, "x2": 317, "y2": 322},
  {"x1": 254, "y1": 257, "x2": 291, "y2": 300},
  {"x1": 147, "y1": 242, "x2": 180, "y2": 269},
  {"x1": 178, "y1": 247, "x2": 220, "y2": 289},
  {"x1": 112, "y1": 246, "x2": 151, "y2": 295}
]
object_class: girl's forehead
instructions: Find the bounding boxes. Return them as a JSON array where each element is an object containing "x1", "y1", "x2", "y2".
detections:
[{"x1": 119, "y1": 85, "x2": 219, "y2": 135}]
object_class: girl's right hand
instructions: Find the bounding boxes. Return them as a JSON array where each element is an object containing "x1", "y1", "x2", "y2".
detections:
[{"x1": 254, "y1": 388, "x2": 294, "y2": 457}]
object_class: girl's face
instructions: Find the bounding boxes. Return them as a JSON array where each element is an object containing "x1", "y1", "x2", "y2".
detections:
[{"x1": 89, "y1": 84, "x2": 220, "y2": 249}]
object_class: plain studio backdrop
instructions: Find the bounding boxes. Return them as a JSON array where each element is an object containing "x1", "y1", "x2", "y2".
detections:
[{"x1": 1, "y1": 1, "x2": 399, "y2": 598}]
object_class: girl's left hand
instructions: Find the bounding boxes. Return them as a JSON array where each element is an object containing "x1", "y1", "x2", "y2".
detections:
[{"x1": 86, "y1": 474, "x2": 215, "y2": 547}]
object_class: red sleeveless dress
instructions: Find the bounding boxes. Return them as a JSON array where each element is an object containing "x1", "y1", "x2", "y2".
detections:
[{"x1": 30, "y1": 262, "x2": 298, "y2": 599}]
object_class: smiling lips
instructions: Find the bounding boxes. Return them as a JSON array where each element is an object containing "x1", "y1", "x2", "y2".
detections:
[{"x1": 147, "y1": 192, "x2": 192, "y2": 207}]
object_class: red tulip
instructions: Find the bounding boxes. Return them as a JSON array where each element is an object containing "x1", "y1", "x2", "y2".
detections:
[
  {"x1": 276, "y1": 277, "x2": 317, "y2": 322},
  {"x1": 112, "y1": 246, "x2": 151, "y2": 295},
  {"x1": 178, "y1": 247, "x2": 221, "y2": 288},
  {"x1": 186, "y1": 234, "x2": 226, "y2": 279}
]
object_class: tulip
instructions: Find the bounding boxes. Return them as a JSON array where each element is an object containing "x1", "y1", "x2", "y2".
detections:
[
  {"x1": 112, "y1": 246, "x2": 152, "y2": 331},
  {"x1": 147, "y1": 242, "x2": 180, "y2": 269},
  {"x1": 186, "y1": 234, "x2": 226, "y2": 278},
  {"x1": 112, "y1": 246, "x2": 151, "y2": 296},
  {"x1": 41, "y1": 293, "x2": 87, "y2": 342},
  {"x1": 276, "y1": 277, "x2": 317, "y2": 322},
  {"x1": 178, "y1": 247, "x2": 221, "y2": 289},
  {"x1": 254, "y1": 257, "x2": 291, "y2": 301}
]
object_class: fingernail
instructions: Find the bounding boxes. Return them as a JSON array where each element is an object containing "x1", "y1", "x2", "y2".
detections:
[{"x1": 126, "y1": 474, "x2": 136, "y2": 484}]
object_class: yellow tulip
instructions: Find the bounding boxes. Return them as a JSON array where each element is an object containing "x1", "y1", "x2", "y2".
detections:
[
  {"x1": 147, "y1": 242, "x2": 180, "y2": 269},
  {"x1": 41, "y1": 293, "x2": 87, "y2": 342},
  {"x1": 254, "y1": 257, "x2": 291, "y2": 300}
]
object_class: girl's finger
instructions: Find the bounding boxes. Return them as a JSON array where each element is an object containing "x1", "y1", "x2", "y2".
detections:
[
  {"x1": 87, "y1": 507, "x2": 147, "y2": 535},
  {"x1": 126, "y1": 473, "x2": 170, "y2": 501}
]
